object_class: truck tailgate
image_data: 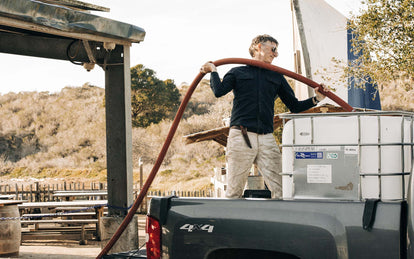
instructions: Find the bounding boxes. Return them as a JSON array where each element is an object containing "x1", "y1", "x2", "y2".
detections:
[{"x1": 149, "y1": 197, "x2": 403, "y2": 259}]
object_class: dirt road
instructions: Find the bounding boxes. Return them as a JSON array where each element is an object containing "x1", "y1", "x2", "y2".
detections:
[
  {"x1": 17, "y1": 242, "x2": 102, "y2": 259},
  {"x1": 6, "y1": 215, "x2": 146, "y2": 259}
]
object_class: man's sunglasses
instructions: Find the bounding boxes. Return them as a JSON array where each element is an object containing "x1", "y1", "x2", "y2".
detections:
[{"x1": 261, "y1": 43, "x2": 278, "y2": 53}]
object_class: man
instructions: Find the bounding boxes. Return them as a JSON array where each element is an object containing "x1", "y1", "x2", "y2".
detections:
[{"x1": 200, "y1": 34, "x2": 327, "y2": 198}]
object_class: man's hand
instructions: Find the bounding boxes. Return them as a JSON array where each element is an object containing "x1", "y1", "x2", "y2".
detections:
[
  {"x1": 200, "y1": 61, "x2": 217, "y2": 74},
  {"x1": 314, "y1": 83, "x2": 329, "y2": 103}
]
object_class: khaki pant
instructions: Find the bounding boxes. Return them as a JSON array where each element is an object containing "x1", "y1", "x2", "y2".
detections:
[{"x1": 225, "y1": 128, "x2": 282, "y2": 198}]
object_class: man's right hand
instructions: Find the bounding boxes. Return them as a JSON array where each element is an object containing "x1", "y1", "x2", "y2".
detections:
[{"x1": 200, "y1": 61, "x2": 217, "y2": 74}]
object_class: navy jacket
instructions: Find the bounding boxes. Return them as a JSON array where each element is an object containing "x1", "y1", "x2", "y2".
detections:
[{"x1": 210, "y1": 65, "x2": 315, "y2": 134}]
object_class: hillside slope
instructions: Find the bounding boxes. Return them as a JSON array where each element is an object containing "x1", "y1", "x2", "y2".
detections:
[
  {"x1": 0, "y1": 81, "x2": 232, "y2": 191},
  {"x1": 0, "y1": 78, "x2": 411, "y2": 191}
]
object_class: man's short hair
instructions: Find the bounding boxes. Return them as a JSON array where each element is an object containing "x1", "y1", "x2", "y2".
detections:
[{"x1": 249, "y1": 34, "x2": 278, "y2": 57}]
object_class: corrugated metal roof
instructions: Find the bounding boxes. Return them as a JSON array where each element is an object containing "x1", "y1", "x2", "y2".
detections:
[
  {"x1": 35, "y1": 0, "x2": 110, "y2": 12},
  {"x1": 0, "y1": 0, "x2": 145, "y2": 44}
]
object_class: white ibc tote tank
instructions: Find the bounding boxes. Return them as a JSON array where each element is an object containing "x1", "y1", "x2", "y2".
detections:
[{"x1": 281, "y1": 111, "x2": 414, "y2": 201}]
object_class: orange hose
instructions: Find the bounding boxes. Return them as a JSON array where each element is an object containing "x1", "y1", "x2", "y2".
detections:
[
  {"x1": 96, "y1": 58, "x2": 353, "y2": 259},
  {"x1": 213, "y1": 58, "x2": 353, "y2": 112}
]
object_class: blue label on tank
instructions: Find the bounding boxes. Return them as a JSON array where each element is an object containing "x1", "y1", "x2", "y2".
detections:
[{"x1": 295, "y1": 152, "x2": 323, "y2": 159}]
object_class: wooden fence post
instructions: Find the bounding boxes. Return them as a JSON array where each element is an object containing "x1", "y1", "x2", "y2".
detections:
[
  {"x1": 29, "y1": 184, "x2": 33, "y2": 202},
  {"x1": 35, "y1": 182, "x2": 38, "y2": 202},
  {"x1": 15, "y1": 184, "x2": 18, "y2": 200}
]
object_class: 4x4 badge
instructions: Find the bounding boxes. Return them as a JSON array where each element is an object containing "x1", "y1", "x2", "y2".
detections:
[{"x1": 179, "y1": 224, "x2": 214, "y2": 233}]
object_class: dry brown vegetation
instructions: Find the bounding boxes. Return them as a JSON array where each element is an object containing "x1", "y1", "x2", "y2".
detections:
[
  {"x1": 0, "y1": 77, "x2": 411, "y2": 191},
  {"x1": 0, "y1": 81, "x2": 232, "y2": 191},
  {"x1": 379, "y1": 76, "x2": 414, "y2": 112},
  {"x1": 132, "y1": 79, "x2": 232, "y2": 190}
]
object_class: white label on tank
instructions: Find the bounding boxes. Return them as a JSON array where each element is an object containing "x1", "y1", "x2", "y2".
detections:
[
  {"x1": 345, "y1": 146, "x2": 358, "y2": 155},
  {"x1": 307, "y1": 165, "x2": 332, "y2": 183}
]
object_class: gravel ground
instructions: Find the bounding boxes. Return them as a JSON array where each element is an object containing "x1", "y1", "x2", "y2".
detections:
[
  {"x1": 5, "y1": 216, "x2": 146, "y2": 259},
  {"x1": 11, "y1": 236, "x2": 146, "y2": 259},
  {"x1": 17, "y1": 242, "x2": 102, "y2": 259}
]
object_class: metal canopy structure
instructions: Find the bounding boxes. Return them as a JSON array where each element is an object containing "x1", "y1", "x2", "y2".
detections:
[
  {"x1": 34, "y1": 0, "x2": 110, "y2": 12},
  {"x1": 0, "y1": 0, "x2": 146, "y2": 216}
]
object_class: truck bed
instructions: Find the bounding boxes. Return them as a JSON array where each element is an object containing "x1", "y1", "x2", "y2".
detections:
[{"x1": 149, "y1": 197, "x2": 405, "y2": 259}]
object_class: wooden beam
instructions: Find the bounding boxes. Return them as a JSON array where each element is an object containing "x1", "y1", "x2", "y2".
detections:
[{"x1": 184, "y1": 104, "x2": 367, "y2": 147}]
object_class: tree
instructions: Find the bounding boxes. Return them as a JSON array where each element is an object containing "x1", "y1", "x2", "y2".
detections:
[
  {"x1": 130, "y1": 64, "x2": 181, "y2": 127},
  {"x1": 348, "y1": 0, "x2": 414, "y2": 85}
]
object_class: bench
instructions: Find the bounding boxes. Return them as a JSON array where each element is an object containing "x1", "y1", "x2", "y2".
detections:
[
  {"x1": 0, "y1": 194, "x2": 16, "y2": 200},
  {"x1": 21, "y1": 219, "x2": 98, "y2": 244},
  {"x1": 22, "y1": 212, "x2": 97, "y2": 219},
  {"x1": 22, "y1": 211, "x2": 108, "y2": 219},
  {"x1": 52, "y1": 191, "x2": 107, "y2": 201},
  {"x1": 21, "y1": 219, "x2": 98, "y2": 224},
  {"x1": 18, "y1": 200, "x2": 107, "y2": 244}
]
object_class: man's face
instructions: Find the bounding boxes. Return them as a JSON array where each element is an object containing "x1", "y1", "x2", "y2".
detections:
[{"x1": 256, "y1": 41, "x2": 279, "y2": 63}]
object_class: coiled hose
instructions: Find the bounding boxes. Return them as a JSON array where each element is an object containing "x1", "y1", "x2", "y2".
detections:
[{"x1": 96, "y1": 57, "x2": 353, "y2": 258}]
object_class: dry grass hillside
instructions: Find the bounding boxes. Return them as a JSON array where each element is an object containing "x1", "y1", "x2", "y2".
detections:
[
  {"x1": 0, "y1": 77, "x2": 411, "y2": 191},
  {"x1": 0, "y1": 81, "x2": 232, "y2": 191}
]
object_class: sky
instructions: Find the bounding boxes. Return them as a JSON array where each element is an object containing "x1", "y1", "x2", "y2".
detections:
[{"x1": 0, "y1": 0, "x2": 362, "y2": 94}]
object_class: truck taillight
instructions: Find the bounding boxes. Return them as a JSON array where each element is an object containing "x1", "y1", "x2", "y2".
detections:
[{"x1": 146, "y1": 216, "x2": 161, "y2": 259}]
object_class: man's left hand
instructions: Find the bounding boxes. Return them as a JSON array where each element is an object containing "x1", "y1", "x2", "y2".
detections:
[{"x1": 314, "y1": 83, "x2": 329, "y2": 102}]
